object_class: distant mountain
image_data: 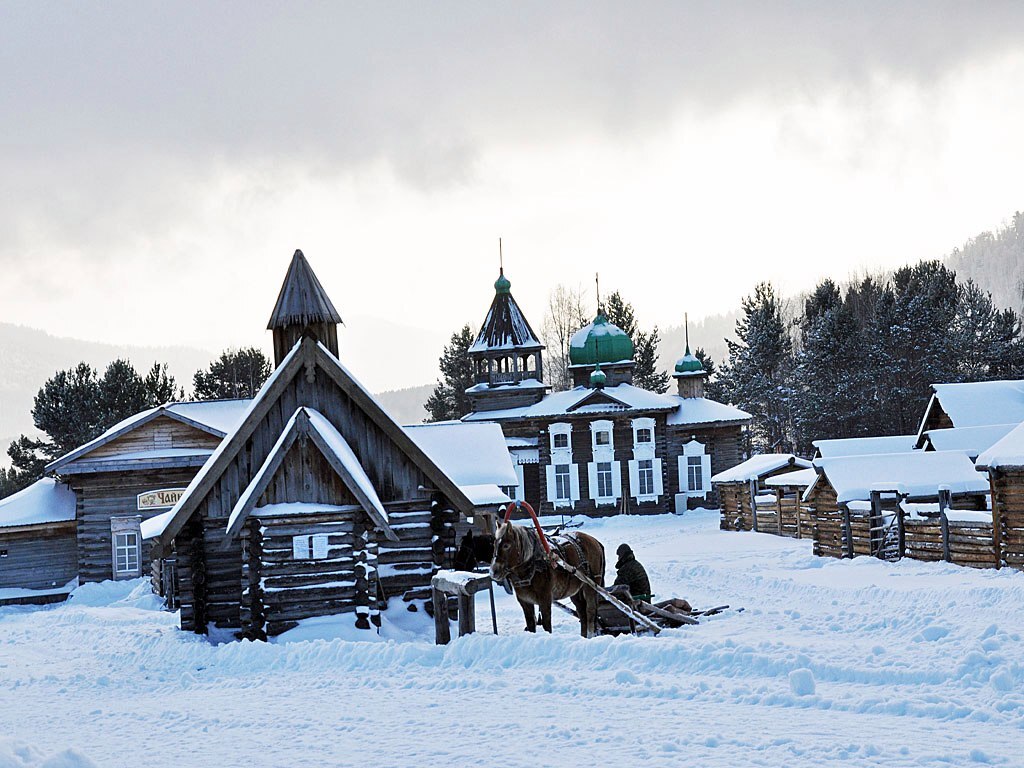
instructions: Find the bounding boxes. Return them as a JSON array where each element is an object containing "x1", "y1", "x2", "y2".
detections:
[
  {"x1": 945, "y1": 211, "x2": 1024, "y2": 316},
  {"x1": 0, "y1": 323, "x2": 216, "y2": 466},
  {"x1": 375, "y1": 384, "x2": 434, "y2": 425}
]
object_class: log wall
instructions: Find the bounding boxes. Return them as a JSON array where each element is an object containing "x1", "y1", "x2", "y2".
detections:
[
  {"x1": 990, "y1": 468, "x2": 1024, "y2": 571},
  {"x1": 904, "y1": 516, "x2": 997, "y2": 568},
  {"x1": 0, "y1": 523, "x2": 78, "y2": 591}
]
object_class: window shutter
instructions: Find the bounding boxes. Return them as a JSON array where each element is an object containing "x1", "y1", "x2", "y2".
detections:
[
  {"x1": 570, "y1": 464, "x2": 581, "y2": 501},
  {"x1": 628, "y1": 460, "x2": 639, "y2": 499},
  {"x1": 701, "y1": 454, "x2": 712, "y2": 494},
  {"x1": 611, "y1": 460, "x2": 623, "y2": 499},
  {"x1": 653, "y1": 458, "x2": 664, "y2": 496},
  {"x1": 587, "y1": 463, "x2": 598, "y2": 500},
  {"x1": 545, "y1": 465, "x2": 556, "y2": 502},
  {"x1": 678, "y1": 456, "x2": 687, "y2": 494}
]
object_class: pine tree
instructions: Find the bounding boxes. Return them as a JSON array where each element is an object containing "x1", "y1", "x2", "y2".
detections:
[
  {"x1": 193, "y1": 347, "x2": 272, "y2": 400},
  {"x1": 604, "y1": 291, "x2": 669, "y2": 393},
  {"x1": 793, "y1": 280, "x2": 875, "y2": 452},
  {"x1": 693, "y1": 347, "x2": 725, "y2": 401},
  {"x1": 953, "y1": 280, "x2": 1024, "y2": 381},
  {"x1": 718, "y1": 282, "x2": 795, "y2": 452},
  {"x1": 425, "y1": 325, "x2": 476, "y2": 422},
  {"x1": 869, "y1": 261, "x2": 959, "y2": 435},
  {"x1": 143, "y1": 362, "x2": 182, "y2": 404},
  {"x1": 97, "y1": 359, "x2": 150, "y2": 427}
]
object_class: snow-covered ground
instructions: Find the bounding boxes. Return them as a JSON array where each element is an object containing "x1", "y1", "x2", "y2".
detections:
[{"x1": 2, "y1": 510, "x2": 1023, "y2": 767}]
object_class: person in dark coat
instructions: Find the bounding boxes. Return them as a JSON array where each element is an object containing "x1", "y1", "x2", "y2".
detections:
[
  {"x1": 613, "y1": 543, "x2": 652, "y2": 602},
  {"x1": 613, "y1": 543, "x2": 693, "y2": 617}
]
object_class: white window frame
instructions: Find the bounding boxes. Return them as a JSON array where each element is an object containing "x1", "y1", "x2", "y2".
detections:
[
  {"x1": 111, "y1": 516, "x2": 143, "y2": 579},
  {"x1": 554, "y1": 464, "x2": 572, "y2": 500},
  {"x1": 679, "y1": 439, "x2": 712, "y2": 499},
  {"x1": 638, "y1": 459, "x2": 655, "y2": 496},
  {"x1": 550, "y1": 423, "x2": 572, "y2": 457}
]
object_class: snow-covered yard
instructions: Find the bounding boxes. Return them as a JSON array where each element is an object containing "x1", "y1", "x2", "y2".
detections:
[{"x1": 2, "y1": 510, "x2": 1023, "y2": 767}]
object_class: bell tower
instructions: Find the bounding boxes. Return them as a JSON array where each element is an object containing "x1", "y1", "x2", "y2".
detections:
[{"x1": 267, "y1": 249, "x2": 344, "y2": 366}]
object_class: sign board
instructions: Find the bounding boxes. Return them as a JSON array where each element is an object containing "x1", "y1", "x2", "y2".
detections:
[
  {"x1": 311, "y1": 534, "x2": 329, "y2": 559},
  {"x1": 137, "y1": 488, "x2": 187, "y2": 511},
  {"x1": 292, "y1": 535, "x2": 311, "y2": 560}
]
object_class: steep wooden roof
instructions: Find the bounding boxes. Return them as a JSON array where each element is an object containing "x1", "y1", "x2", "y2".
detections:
[
  {"x1": 468, "y1": 270, "x2": 543, "y2": 355},
  {"x1": 153, "y1": 336, "x2": 474, "y2": 550},
  {"x1": 267, "y1": 249, "x2": 343, "y2": 329}
]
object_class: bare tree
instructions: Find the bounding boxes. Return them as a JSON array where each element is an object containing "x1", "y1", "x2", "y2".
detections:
[{"x1": 542, "y1": 284, "x2": 589, "y2": 391}]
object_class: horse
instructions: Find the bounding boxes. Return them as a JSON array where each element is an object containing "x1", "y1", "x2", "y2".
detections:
[
  {"x1": 453, "y1": 529, "x2": 496, "y2": 571},
  {"x1": 489, "y1": 522, "x2": 606, "y2": 638}
]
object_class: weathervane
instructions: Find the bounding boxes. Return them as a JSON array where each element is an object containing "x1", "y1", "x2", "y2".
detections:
[
  {"x1": 499, "y1": 237, "x2": 503, "y2": 274},
  {"x1": 595, "y1": 272, "x2": 601, "y2": 313}
]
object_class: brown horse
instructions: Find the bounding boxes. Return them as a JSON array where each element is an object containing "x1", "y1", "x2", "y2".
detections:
[{"x1": 489, "y1": 523, "x2": 606, "y2": 638}]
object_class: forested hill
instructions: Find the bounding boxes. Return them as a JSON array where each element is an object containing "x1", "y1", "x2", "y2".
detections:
[
  {"x1": 945, "y1": 211, "x2": 1024, "y2": 316},
  {"x1": 657, "y1": 212, "x2": 1024, "y2": 371},
  {"x1": 0, "y1": 323, "x2": 214, "y2": 463}
]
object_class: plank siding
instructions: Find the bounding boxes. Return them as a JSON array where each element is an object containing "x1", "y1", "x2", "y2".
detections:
[
  {"x1": 0, "y1": 523, "x2": 78, "y2": 591},
  {"x1": 86, "y1": 416, "x2": 221, "y2": 459},
  {"x1": 70, "y1": 467, "x2": 198, "y2": 583}
]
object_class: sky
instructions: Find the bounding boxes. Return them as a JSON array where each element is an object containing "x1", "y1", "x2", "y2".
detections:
[{"x1": 3, "y1": 2, "x2": 1024, "y2": 390}]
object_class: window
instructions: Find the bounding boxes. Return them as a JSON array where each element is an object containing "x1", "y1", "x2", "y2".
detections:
[
  {"x1": 636, "y1": 428, "x2": 652, "y2": 444},
  {"x1": 555, "y1": 464, "x2": 571, "y2": 500},
  {"x1": 114, "y1": 532, "x2": 140, "y2": 575},
  {"x1": 596, "y1": 462, "x2": 613, "y2": 497},
  {"x1": 553, "y1": 433, "x2": 569, "y2": 449},
  {"x1": 638, "y1": 459, "x2": 655, "y2": 496},
  {"x1": 595, "y1": 431, "x2": 611, "y2": 447},
  {"x1": 687, "y1": 456, "x2": 703, "y2": 492}
]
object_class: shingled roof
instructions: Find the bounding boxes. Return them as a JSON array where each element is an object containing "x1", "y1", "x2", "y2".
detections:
[
  {"x1": 267, "y1": 249, "x2": 343, "y2": 330},
  {"x1": 468, "y1": 269, "x2": 543, "y2": 354}
]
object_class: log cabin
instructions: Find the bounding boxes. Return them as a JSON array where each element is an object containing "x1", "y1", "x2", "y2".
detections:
[
  {"x1": 144, "y1": 250, "x2": 515, "y2": 638},
  {"x1": 976, "y1": 420, "x2": 1024, "y2": 571},
  {"x1": 915, "y1": 380, "x2": 1024, "y2": 443},
  {"x1": 709, "y1": 454, "x2": 812, "y2": 532},
  {"x1": 802, "y1": 451, "x2": 989, "y2": 560},
  {"x1": 0, "y1": 478, "x2": 78, "y2": 605},
  {"x1": 462, "y1": 270, "x2": 752, "y2": 517}
]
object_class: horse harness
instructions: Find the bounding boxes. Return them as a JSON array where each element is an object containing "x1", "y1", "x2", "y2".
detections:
[{"x1": 506, "y1": 528, "x2": 592, "y2": 588}]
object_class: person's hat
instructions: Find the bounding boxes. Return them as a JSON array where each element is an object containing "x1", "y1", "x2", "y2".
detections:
[{"x1": 616, "y1": 543, "x2": 632, "y2": 558}]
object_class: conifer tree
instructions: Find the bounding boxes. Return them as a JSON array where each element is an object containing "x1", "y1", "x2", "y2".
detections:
[
  {"x1": 604, "y1": 291, "x2": 669, "y2": 393},
  {"x1": 97, "y1": 359, "x2": 149, "y2": 426},
  {"x1": 425, "y1": 325, "x2": 476, "y2": 422},
  {"x1": 718, "y1": 282, "x2": 795, "y2": 452},
  {"x1": 143, "y1": 362, "x2": 182, "y2": 404},
  {"x1": 793, "y1": 280, "x2": 874, "y2": 452},
  {"x1": 193, "y1": 347, "x2": 272, "y2": 400}
]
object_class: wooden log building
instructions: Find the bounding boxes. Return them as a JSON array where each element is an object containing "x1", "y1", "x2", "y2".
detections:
[
  {"x1": 0, "y1": 478, "x2": 78, "y2": 605},
  {"x1": 976, "y1": 421, "x2": 1024, "y2": 571},
  {"x1": 144, "y1": 251, "x2": 513, "y2": 637},
  {"x1": 462, "y1": 270, "x2": 752, "y2": 517},
  {"x1": 802, "y1": 451, "x2": 989, "y2": 561},
  {"x1": 710, "y1": 454, "x2": 812, "y2": 533}
]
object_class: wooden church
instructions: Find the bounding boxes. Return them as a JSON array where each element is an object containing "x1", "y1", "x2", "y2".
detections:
[
  {"x1": 146, "y1": 251, "x2": 488, "y2": 638},
  {"x1": 463, "y1": 269, "x2": 753, "y2": 516}
]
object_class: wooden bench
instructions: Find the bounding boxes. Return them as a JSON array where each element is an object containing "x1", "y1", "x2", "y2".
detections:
[{"x1": 431, "y1": 570, "x2": 498, "y2": 644}]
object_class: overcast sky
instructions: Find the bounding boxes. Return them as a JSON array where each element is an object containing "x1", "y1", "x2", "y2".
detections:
[{"x1": 3, "y1": 2, "x2": 1024, "y2": 389}]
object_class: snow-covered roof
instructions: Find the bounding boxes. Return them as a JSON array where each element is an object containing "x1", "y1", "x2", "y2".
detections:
[
  {"x1": 809, "y1": 451, "x2": 989, "y2": 504},
  {"x1": 46, "y1": 399, "x2": 250, "y2": 472},
  {"x1": 665, "y1": 396, "x2": 751, "y2": 427},
  {"x1": 975, "y1": 421, "x2": 1024, "y2": 469},
  {"x1": 928, "y1": 380, "x2": 1024, "y2": 430},
  {"x1": 0, "y1": 478, "x2": 76, "y2": 529},
  {"x1": 711, "y1": 454, "x2": 812, "y2": 484},
  {"x1": 459, "y1": 484, "x2": 512, "y2": 507},
  {"x1": 505, "y1": 436, "x2": 539, "y2": 448},
  {"x1": 813, "y1": 434, "x2": 917, "y2": 458},
  {"x1": 404, "y1": 421, "x2": 517, "y2": 487},
  {"x1": 924, "y1": 423, "x2": 1016, "y2": 458},
  {"x1": 464, "y1": 379, "x2": 547, "y2": 393},
  {"x1": 463, "y1": 383, "x2": 678, "y2": 422},
  {"x1": 140, "y1": 509, "x2": 174, "y2": 540},
  {"x1": 763, "y1": 467, "x2": 818, "y2": 488}
]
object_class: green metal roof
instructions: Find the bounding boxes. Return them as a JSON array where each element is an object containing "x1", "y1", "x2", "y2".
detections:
[
  {"x1": 674, "y1": 346, "x2": 705, "y2": 374},
  {"x1": 568, "y1": 312, "x2": 634, "y2": 366}
]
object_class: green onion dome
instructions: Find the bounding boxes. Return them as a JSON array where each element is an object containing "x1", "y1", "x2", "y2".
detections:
[
  {"x1": 590, "y1": 363, "x2": 607, "y2": 388},
  {"x1": 674, "y1": 345, "x2": 705, "y2": 374},
  {"x1": 568, "y1": 312, "x2": 634, "y2": 366},
  {"x1": 494, "y1": 269, "x2": 511, "y2": 295}
]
